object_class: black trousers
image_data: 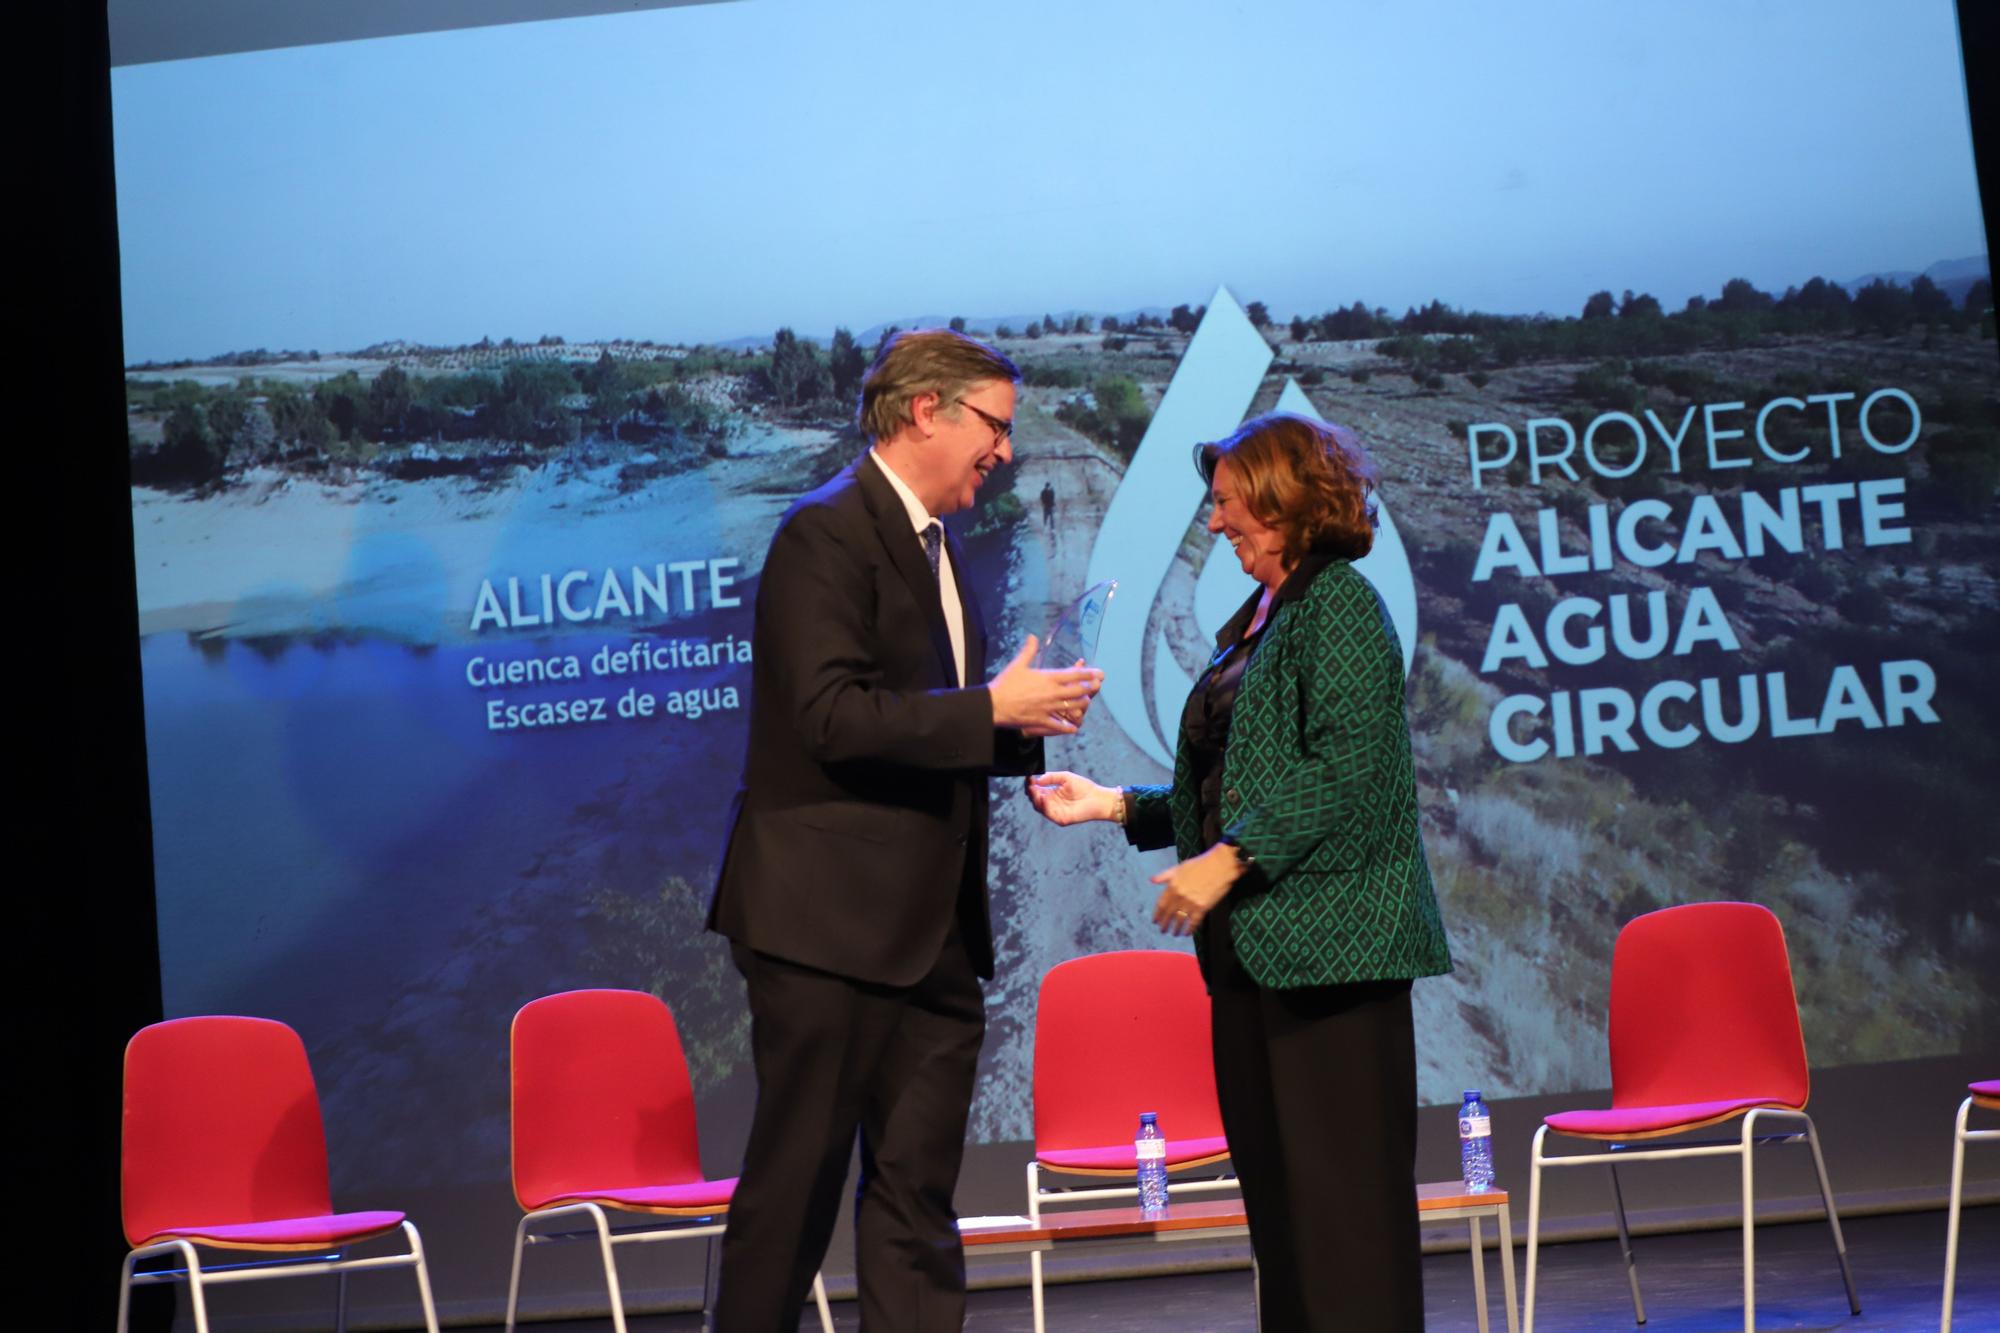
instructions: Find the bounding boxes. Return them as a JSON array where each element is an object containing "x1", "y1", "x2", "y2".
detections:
[
  {"x1": 713, "y1": 926, "x2": 985, "y2": 1333},
  {"x1": 1208, "y1": 971, "x2": 1423, "y2": 1333}
]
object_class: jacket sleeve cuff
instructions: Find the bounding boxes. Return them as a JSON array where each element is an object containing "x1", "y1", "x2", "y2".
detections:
[{"x1": 1123, "y1": 783, "x2": 1175, "y2": 851}]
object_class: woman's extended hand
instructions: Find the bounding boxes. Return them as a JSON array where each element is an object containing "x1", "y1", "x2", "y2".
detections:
[
  {"x1": 1151, "y1": 843, "x2": 1245, "y2": 935},
  {"x1": 1024, "y1": 771, "x2": 1121, "y2": 825}
]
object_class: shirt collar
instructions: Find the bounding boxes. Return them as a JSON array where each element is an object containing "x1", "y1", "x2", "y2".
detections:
[
  {"x1": 870, "y1": 448, "x2": 936, "y2": 533},
  {"x1": 1274, "y1": 544, "x2": 1345, "y2": 602},
  {"x1": 1211, "y1": 544, "x2": 1349, "y2": 647}
]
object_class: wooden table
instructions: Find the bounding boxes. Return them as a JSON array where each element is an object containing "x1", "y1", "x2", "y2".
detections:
[{"x1": 961, "y1": 1182, "x2": 1519, "y2": 1333}]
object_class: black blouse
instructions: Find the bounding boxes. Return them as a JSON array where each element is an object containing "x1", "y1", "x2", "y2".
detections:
[{"x1": 1180, "y1": 615, "x2": 1267, "y2": 978}]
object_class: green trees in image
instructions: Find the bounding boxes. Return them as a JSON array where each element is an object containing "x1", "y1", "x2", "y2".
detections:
[
  {"x1": 1713, "y1": 277, "x2": 1775, "y2": 314},
  {"x1": 828, "y1": 327, "x2": 867, "y2": 403},
  {"x1": 266, "y1": 382, "x2": 335, "y2": 452},
  {"x1": 1910, "y1": 274, "x2": 1954, "y2": 324},
  {"x1": 313, "y1": 371, "x2": 366, "y2": 440},
  {"x1": 160, "y1": 398, "x2": 226, "y2": 482},
  {"x1": 490, "y1": 362, "x2": 577, "y2": 445},
  {"x1": 588, "y1": 350, "x2": 632, "y2": 434},
  {"x1": 767, "y1": 328, "x2": 831, "y2": 406},
  {"x1": 369, "y1": 364, "x2": 413, "y2": 438},
  {"x1": 1318, "y1": 303, "x2": 1385, "y2": 340},
  {"x1": 1055, "y1": 374, "x2": 1152, "y2": 461},
  {"x1": 1852, "y1": 279, "x2": 1916, "y2": 335},
  {"x1": 1619, "y1": 290, "x2": 1663, "y2": 320}
]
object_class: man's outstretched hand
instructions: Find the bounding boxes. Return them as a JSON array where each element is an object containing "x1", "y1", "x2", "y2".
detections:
[{"x1": 989, "y1": 635, "x2": 1102, "y2": 736}]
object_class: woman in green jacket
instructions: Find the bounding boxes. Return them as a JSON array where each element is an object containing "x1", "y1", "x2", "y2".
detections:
[{"x1": 1028, "y1": 412, "x2": 1451, "y2": 1331}]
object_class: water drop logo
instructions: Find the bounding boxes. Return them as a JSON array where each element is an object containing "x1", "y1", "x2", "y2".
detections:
[{"x1": 1084, "y1": 286, "x2": 1419, "y2": 768}]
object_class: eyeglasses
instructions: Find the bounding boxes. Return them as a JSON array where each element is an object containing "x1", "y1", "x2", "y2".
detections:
[{"x1": 956, "y1": 399, "x2": 1014, "y2": 445}]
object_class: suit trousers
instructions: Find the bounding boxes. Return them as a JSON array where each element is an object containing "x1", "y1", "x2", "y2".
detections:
[
  {"x1": 713, "y1": 923, "x2": 986, "y2": 1332},
  {"x1": 1208, "y1": 971, "x2": 1422, "y2": 1333}
]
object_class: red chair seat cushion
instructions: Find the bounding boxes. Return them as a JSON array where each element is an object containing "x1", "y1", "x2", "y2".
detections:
[
  {"x1": 1545, "y1": 1097, "x2": 1798, "y2": 1138},
  {"x1": 1969, "y1": 1079, "x2": 2000, "y2": 1099},
  {"x1": 144, "y1": 1210, "x2": 407, "y2": 1249},
  {"x1": 1037, "y1": 1135, "x2": 1231, "y2": 1172},
  {"x1": 533, "y1": 1177, "x2": 737, "y2": 1213}
]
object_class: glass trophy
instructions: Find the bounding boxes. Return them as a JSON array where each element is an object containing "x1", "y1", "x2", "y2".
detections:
[{"x1": 1036, "y1": 579, "x2": 1117, "y2": 669}]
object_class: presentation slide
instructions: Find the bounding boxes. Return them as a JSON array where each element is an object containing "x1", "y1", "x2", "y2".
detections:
[{"x1": 112, "y1": 0, "x2": 1994, "y2": 1202}]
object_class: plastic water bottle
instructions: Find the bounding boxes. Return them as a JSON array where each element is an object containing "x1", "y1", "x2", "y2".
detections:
[
  {"x1": 1459, "y1": 1090, "x2": 1494, "y2": 1193},
  {"x1": 1135, "y1": 1112, "x2": 1169, "y2": 1218}
]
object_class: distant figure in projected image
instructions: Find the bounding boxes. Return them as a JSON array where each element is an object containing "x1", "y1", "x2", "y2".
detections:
[
  {"x1": 1040, "y1": 479, "x2": 1056, "y2": 529},
  {"x1": 1027, "y1": 412, "x2": 1452, "y2": 1331},
  {"x1": 707, "y1": 329, "x2": 1102, "y2": 1332}
]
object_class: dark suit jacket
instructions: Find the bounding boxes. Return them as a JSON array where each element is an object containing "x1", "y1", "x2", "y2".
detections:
[{"x1": 708, "y1": 452, "x2": 1042, "y2": 985}]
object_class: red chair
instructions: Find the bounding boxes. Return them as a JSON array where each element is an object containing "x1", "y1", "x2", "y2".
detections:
[
  {"x1": 505, "y1": 989, "x2": 832, "y2": 1333},
  {"x1": 1523, "y1": 902, "x2": 1860, "y2": 1333},
  {"x1": 1942, "y1": 1078, "x2": 1999, "y2": 1331},
  {"x1": 1025, "y1": 951, "x2": 1235, "y2": 1332},
  {"x1": 117, "y1": 1016, "x2": 440, "y2": 1333}
]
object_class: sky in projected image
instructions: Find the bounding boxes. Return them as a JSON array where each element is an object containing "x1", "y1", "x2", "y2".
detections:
[{"x1": 112, "y1": 0, "x2": 1986, "y2": 363}]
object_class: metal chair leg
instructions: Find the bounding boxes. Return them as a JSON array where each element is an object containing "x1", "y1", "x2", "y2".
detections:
[
  {"x1": 182, "y1": 1242, "x2": 212, "y2": 1333},
  {"x1": 1607, "y1": 1159, "x2": 1646, "y2": 1325},
  {"x1": 810, "y1": 1272, "x2": 835, "y2": 1332},
  {"x1": 116, "y1": 1252, "x2": 137, "y2": 1333},
  {"x1": 584, "y1": 1204, "x2": 631, "y2": 1333},
  {"x1": 334, "y1": 1267, "x2": 350, "y2": 1333},
  {"x1": 1803, "y1": 1116, "x2": 1861, "y2": 1314},
  {"x1": 1525, "y1": 1125, "x2": 1546, "y2": 1333},
  {"x1": 1027, "y1": 1159, "x2": 1047, "y2": 1333},
  {"x1": 1942, "y1": 1096, "x2": 1971, "y2": 1332},
  {"x1": 1741, "y1": 1114, "x2": 1758, "y2": 1333},
  {"x1": 503, "y1": 1214, "x2": 531, "y2": 1333},
  {"x1": 404, "y1": 1222, "x2": 442, "y2": 1333},
  {"x1": 702, "y1": 1234, "x2": 721, "y2": 1333}
]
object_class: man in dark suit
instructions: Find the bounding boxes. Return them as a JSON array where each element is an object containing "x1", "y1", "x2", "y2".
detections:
[{"x1": 708, "y1": 329, "x2": 1101, "y2": 1331}]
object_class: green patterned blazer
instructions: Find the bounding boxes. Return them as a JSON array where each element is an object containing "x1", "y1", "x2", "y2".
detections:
[{"x1": 1125, "y1": 550, "x2": 1452, "y2": 989}]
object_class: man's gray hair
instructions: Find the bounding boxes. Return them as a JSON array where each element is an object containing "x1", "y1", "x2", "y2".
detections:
[{"x1": 858, "y1": 329, "x2": 1020, "y2": 443}]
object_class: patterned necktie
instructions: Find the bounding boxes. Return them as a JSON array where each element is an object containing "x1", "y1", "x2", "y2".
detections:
[{"x1": 921, "y1": 522, "x2": 943, "y2": 582}]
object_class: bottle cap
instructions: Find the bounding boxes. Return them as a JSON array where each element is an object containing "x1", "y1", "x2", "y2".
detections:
[
  {"x1": 1464, "y1": 1090, "x2": 1482, "y2": 1101},
  {"x1": 1139, "y1": 1111, "x2": 1157, "y2": 1124}
]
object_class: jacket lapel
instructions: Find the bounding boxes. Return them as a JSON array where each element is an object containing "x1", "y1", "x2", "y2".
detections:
[
  {"x1": 1209, "y1": 586, "x2": 1264, "y2": 667},
  {"x1": 855, "y1": 452, "x2": 960, "y2": 687}
]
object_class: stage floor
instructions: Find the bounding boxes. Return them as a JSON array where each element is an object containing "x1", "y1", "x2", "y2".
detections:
[{"x1": 477, "y1": 1204, "x2": 1995, "y2": 1331}]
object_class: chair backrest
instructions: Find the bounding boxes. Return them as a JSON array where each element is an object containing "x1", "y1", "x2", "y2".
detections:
[
  {"x1": 1608, "y1": 902, "x2": 1809, "y2": 1111},
  {"x1": 1033, "y1": 950, "x2": 1224, "y2": 1151},
  {"x1": 511, "y1": 989, "x2": 705, "y2": 1211},
  {"x1": 122, "y1": 1016, "x2": 334, "y2": 1247}
]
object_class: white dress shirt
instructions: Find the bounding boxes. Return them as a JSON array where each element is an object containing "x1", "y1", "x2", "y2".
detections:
[{"x1": 870, "y1": 449, "x2": 968, "y2": 687}]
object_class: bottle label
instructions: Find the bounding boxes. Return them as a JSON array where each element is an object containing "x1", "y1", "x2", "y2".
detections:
[
  {"x1": 1459, "y1": 1115, "x2": 1491, "y2": 1139},
  {"x1": 1136, "y1": 1138, "x2": 1167, "y2": 1162}
]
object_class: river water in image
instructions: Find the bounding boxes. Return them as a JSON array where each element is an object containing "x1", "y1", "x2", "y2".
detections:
[{"x1": 139, "y1": 623, "x2": 751, "y2": 1041}]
